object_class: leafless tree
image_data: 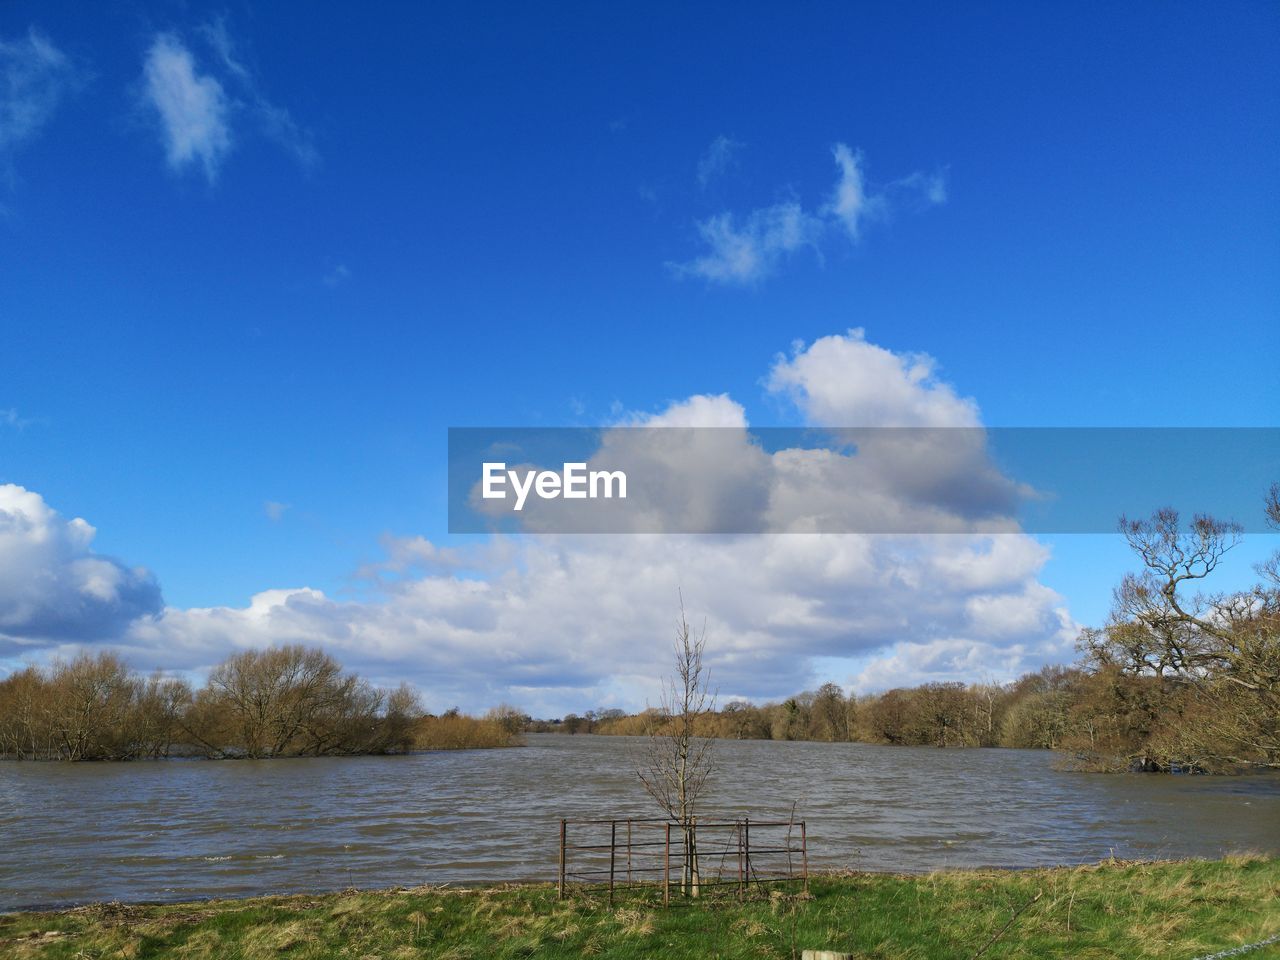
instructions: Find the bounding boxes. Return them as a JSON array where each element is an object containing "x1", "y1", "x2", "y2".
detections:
[
  {"x1": 637, "y1": 594, "x2": 715, "y2": 896},
  {"x1": 1258, "y1": 483, "x2": 1280, "y2": 588},
  {"x1": 1102, "y1": 498, "x2": 1279, "y2": 768},
  {"x1": 0, "y1": 647, "x2": 433, "y2": 761},
  {"x1": 183, "y1": 646, "x2": 419, "y2": 758}
]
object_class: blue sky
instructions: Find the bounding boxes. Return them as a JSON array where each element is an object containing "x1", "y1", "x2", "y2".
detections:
[{"x1": 1, "y1": 2, "x2": 1276, "y2": 711}]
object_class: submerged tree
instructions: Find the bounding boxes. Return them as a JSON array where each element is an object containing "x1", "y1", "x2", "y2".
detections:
[
  {"x1": 637, "y1": 594, "x2": 716, "y2": 896},
  {"x1": 181, "y1": 645, "x2": 420, "y2": 759},
  {"x1": 0, "y1": 653, "x2": 190, "y2": 760}
]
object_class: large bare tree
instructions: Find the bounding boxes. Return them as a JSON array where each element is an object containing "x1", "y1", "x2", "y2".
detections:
[
  {"x1": 1087, "y1": 491, "x2": 1280, "y2": 768},
  {"x1": 637, "y1": 594, "x2": 716, "y2": 896}
]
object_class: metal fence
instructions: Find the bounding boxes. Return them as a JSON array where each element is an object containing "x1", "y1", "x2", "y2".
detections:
[{"x1": 556, "y1": 817, "x2": 808, "y2": 905}]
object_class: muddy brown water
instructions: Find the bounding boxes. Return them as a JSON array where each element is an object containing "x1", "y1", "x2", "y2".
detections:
[{"x1": 2, "y1": 733, "x2": 1277, "y2": 910}]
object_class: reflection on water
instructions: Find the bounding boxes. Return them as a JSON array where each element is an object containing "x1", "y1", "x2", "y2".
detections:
[{"x1": 2, "y1": 734, "x2": 1277, "y2": 909}]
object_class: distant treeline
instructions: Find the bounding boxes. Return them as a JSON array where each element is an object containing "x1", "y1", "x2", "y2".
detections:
[
  {"x1": 542, "y1": 654, "x2": 1275, "y2": 773},
  {"x1": 536, "y1": 665, "x2": 1203, "y2": 765},
  {"x1": 542, "y1": 493, "x2": 1280, "y2": 775},
  {"x1": 0, "y1": 646, "x2": 522, "y2": 761}
]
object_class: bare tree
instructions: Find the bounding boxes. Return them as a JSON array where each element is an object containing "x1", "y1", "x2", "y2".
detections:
[
  {"x1": 0, "y1": 647, "x2": 430, "y2": 761},
  {"x1": 637, "y1": 594, "x2": 715, "y2": 896},
  {"x1": 1102, "y1": 499, "x2": 1280, "y2": 768},
  {"x1": 1258, "y1": 483, "x2": 1280, "y2": 588}
]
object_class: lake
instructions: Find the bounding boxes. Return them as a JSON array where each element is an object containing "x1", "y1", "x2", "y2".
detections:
[{"x1": 2, "y1": 733, "x2": 1278, "y2": 910}]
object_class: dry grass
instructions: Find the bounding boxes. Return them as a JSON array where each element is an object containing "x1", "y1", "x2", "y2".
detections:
[{"x1": 1, "y1": 857, "x2": 1277, "y2": 959}]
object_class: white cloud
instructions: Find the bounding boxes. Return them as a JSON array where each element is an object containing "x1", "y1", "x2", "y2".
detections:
[
  {"x1": 670, "y1": 202, "x2": 824, "y2": 285},
  {"x1": 697, "y1": 134, "x2": 743, "y2": 188},
  {"x1": 895, "y1": 169, "x2": 948, "y2": 206},
  {"x1": 0, "y1": 28, "x2": 75, "y2": 167},
  {"x1": 824, "y1": 144, "x2": 883, "y2": 240},
  {"x1": 672, "y1": 143, "x2": 948, "y2": 285},
  {"x1": 140, "y1": 23, "x2": 317, "y2": 183},
  {"x1": 767, "y1": 328, "x2": 978, "y2": 428},
  {"x1": 481, "y1": 356, "x2": 1017, "y2": 537},
  {"x1": 0, "y1": 485, "x2": 162, "y2": 649},
  {"x1": 113, "y1": 525, "x2": 1073, "y2": 714},
  {"x1": 1, "y1": 334, "x2": 1077, "y2": 713},
  {"x1": 142, "y1": 33, "x2": 232, "y2": 181}
]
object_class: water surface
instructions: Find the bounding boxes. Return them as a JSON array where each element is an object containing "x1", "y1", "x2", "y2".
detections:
[{"x1": 3, "y1": 734, "x2": 1277, "y2": 910}]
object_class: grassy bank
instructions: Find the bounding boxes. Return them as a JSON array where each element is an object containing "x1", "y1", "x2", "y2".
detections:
[{"x1": 2, "y1": 856, "x2": 1277, "y2": 959}]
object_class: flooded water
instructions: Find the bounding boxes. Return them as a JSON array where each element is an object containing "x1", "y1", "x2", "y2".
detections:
[{"x1": 2, "y1": 734, "x2": 1278, "y2": 910}]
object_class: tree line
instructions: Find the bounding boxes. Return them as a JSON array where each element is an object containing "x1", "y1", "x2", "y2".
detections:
[
  {"x1": 0, "y1": 645, "x2": 521, "y2": 761},
  {"x1": 571, "y1": 655, "x2": 1273, "y2": 774},
  {"x1": 566, "y1": 487, "x2": 1280, "y2": 774}
]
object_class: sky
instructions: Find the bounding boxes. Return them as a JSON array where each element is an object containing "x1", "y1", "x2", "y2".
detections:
[{"x1": 1, "y1": 1, "x2": 1277, "y2": 715}]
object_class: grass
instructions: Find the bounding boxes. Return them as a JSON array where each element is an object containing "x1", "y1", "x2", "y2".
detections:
[{"x1": 1, "y1": 856, "x2": 1278, "y2": 959}]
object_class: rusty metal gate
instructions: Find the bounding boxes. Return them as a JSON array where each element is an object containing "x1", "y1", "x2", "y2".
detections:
[{"x1": 556, "y1": 817, "x2": 808, "y2": 905}]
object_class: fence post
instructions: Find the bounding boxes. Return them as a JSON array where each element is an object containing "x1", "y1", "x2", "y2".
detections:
[
  {"x1": 744, "y1": 816, "x2": 751, "y2": 885},
  {"x1": 558, "y1": 818, "x2": 567, "y2": 900},
  {"x1": 690, "y1": 815, "x2": 699, "y2": 898},
  {"x1": 736, "y1": 819, "x2": 744, "y2": 900},
  {"x1": 800, "y1": 820, "x2": 809, "y2": 894},
  {"x1": 663, "y1": 821, "x2": 671, "y2": 908},
  {"x1": 626, "y1": 819, "x2": 633, "y2": 883},
  {"x1": 608, "y1": 820, "x2": 617, "y2": 906}
]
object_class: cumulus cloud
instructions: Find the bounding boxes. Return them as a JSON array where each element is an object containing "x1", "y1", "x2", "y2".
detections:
[
  {"x1": 0, "y1": 28, "x2": 76, "y2": 168},
  {"x1": 465, "y1": 331, "x2": 1022, "y2": 535},
  {"x1": 0, "y1": 333, "x2": 1076, "y2": 713},
  {"x1": 118, "y1": 528, "x2": 1074, "y2": 715},
  {"x1": 672, "y1": 143, "x2": 947, "y2": 285},
  {"x1": 142, "y1": 33, "x2": 232, "y2": 181},
  {"x1": 0, "y1": 485, "x2": 162, "y2": 650},
  {"x1": 767, "y1": 328, "x2": 978, "y2": 428}
]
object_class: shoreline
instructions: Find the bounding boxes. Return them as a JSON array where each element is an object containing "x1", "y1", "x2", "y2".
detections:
[
  {"x1": 3, "y1": 857, "x2": 1277, "y2": 959},
  {"x1": 0, "y1": 855, "x2": 1248, "y2": 915}
]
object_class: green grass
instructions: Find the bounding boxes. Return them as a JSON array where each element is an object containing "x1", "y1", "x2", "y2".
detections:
[{"x1": 2, "y1": 856, "x2": 1278, "y2": 959}]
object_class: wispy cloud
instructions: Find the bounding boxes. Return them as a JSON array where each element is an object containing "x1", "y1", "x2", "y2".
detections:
[
  {"x1": 140, "y1": 22, "x2": 317, "y2": 183},
  {"x1": 0, "y1": 408, "x2": 33, "y2": 430},
  {"x1": 893, "y1": 168, "x2": 948, "y2": 207},
  {"x1": 263, "y1": 500, "x2": 291, "y2": 521},
  {"x1": 142, "y1": 33, "x2": 232, "y2": 182},
  {"x1": 671, "y1": 201, "x2": 823, "y2": 285},
  {"x1": 823, "y1": 144, "x2": 884, "y2": 240},
  {"x1": 202, "y1": 18, "x2": 318, "y2": 171},
  {"x1": 0, "y1": 28, "x2": 76, "y2": 170},
  {"x1": 672, "y1": 143, "x2": 947, "y2": 285},
  {"x1": 697, "y1": 134, "x2": 743, "y2": 188},
  {"x1": 323, "y1": 263, "x2": 351, "y2": 287}
]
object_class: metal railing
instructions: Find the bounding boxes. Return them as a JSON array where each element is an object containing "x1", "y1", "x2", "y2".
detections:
[{"x1": 557, "y1": 816, "x2": 808, "y2": 906}]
